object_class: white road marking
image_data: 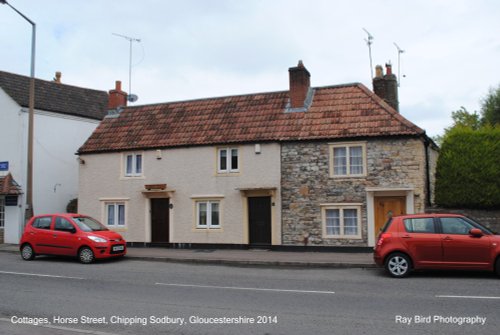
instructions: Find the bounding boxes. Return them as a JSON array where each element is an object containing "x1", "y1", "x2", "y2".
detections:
[
  {"x1": 0, "y1": 318, "x2": 117, "y2": 335},
  {"x1": 436, "y1": 295, "x2": 500, "y2": 300},
  {"x1": 0, "y1": 270, "x2": 84, "y2": 280},
  {"x1": 155, "y1": 282, "x2": 335, "y2": 294}
]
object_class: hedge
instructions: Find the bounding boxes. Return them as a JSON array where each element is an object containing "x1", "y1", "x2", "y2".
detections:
[
  {"x1": 435, "y1": 126, "x2": 500, "y2": 209},
  {"x1": 66, "y1": 198, "x2": 78, "y2": 213}
]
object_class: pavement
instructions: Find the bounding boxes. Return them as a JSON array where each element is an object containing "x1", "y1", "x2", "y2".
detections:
[{"x1": 0, "y1": 243, "x2": 376, "y2": 268}]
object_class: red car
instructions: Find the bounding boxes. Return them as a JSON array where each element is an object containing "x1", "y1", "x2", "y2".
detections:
[
  {"x1": 20, "y1": 213, "x2": 126, "y2": 264},
  {"x1": 374, "y1": 214, "x2": 500, "y2": 278}
]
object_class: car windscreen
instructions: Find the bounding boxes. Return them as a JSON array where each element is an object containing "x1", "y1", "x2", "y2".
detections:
[{"x1": 72, "y1": 216, "x2": 109, "y2": 232}]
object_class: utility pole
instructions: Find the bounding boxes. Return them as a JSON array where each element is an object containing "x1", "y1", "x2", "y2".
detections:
[{"x1": 1, "y1": 0, "x2": 36, "y2": 221}]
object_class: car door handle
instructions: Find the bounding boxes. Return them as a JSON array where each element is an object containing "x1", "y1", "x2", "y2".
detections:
[
  {"x1": 402, "y1": 235, "x2": 411, "y2": 239},
  {"x1": 443, "y1": 236, "x2": 453, "y2": 241},
  {"x1": 53, "y1": 234, "x2": 58, "y2": 238}
]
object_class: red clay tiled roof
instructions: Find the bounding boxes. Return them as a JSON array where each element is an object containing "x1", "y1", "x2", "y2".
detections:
[
  {"x1": 0, "y1": 173, "x2": 22, "y2": 195},
  {"x1": 78, "y1": 83, "x2": 424, "y2": 154}
]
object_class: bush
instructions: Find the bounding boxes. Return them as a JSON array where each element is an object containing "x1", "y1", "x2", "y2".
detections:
[
  {"x1": 66, "y1": 198, "x2": 78, "y2": 213},
  {"x1": 435, "y1": 127, "x2": 500, "y2": 208}
]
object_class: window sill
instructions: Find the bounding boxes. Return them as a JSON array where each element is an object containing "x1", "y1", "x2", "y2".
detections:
[
  {"x1": 329, "y1": 175, "x2": 367, "y2": 179},
  {"x1": 323, "y1": 235, "x2": 362, "y2": 239},
  {"x1": 120, "y1": 175, "x2": 146, "y2": 180},
  {"x1": 194, "y1": 227, "x2": 223, "y2": 231},
  {"x1": 216, "y1": 172, "x2": 241, "y2": 177},
  {"x1": 107, "y1": 227, "x2": 127, "y2": 232}
]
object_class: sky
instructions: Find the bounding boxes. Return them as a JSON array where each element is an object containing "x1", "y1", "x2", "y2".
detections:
[{"x1": 1, "y1": 0, "x2": 499, "y2": 137}]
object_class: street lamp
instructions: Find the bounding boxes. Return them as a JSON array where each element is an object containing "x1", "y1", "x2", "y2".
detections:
[{"x1": 1, "y1": 0, "x2": 36, "y2": 221}]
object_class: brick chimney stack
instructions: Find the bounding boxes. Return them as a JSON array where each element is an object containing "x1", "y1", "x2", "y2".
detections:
[
  {"x1": 108, "y1": 80, "x2": 127, "y2": 110},
  {"x1": 289, "y1": 60, "x2": 311, "y2": 109},
  {"x1": 373, "y1": 63, "x2": 399, "y2": 112},
  {"x1": 383, "y1": 63, "x2": 399, "y2": 112}
]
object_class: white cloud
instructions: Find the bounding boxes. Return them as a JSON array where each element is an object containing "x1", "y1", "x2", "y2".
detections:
[{"x1": 1, "y1": 0, "x2": 499, "y2": 137}]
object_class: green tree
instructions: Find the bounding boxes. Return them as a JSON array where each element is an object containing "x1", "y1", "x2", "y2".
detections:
[
  {"x1": 480, "y1": 85, "x2": 500, "y2": 126},
  {"x1": 433, "y1": 107, "x2": 481, "y2": 145},
  {"x1": 434, "y1": 85, "x2": 500, "y2": 209},
  {"x1": 450, "y1": 107, "x2": 482, "y2": 129},
  {"x1": 434, "y1": 85, "x2": 500, "y2": 145}
]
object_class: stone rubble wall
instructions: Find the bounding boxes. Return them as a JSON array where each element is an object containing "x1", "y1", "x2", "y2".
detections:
[{"x1": 281, "y1": 138, "x2": 429, "y2": 246}]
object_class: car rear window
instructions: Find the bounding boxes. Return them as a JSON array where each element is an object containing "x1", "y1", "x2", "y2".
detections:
[
  {"x1": 404, "y1": 218, "x2": 435, "y2": 233},
  {"x1": 32, "y1": 216, "x2": 52, "y2": 230}
]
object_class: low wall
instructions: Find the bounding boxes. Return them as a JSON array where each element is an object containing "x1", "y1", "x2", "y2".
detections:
[{"x1": 427, "y1": 207, "x2": 500, "y2": 233}]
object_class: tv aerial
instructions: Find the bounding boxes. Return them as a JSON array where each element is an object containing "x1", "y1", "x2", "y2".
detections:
[
  {"x1": 362, "y1": 28, "x2": 374, "y2": 79},
  {"x1": 394, "y1": 42, "x2": 405, "y2": 87},
  {"x1": 113, "y1": 33, "x2": 141, "y2": 103}
]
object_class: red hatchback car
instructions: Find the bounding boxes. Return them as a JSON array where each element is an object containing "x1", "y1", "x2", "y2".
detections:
[
  {"x1": 20, "y1": 213, "x2": 126, "y2": 264},
  {"x1": 374, "y1": 214, "x2": 500, "y2": 278}
]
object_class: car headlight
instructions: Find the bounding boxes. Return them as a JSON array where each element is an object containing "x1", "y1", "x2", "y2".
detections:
[{"x1": 88, "y1": 235, "x2": 107, "y2": 243}]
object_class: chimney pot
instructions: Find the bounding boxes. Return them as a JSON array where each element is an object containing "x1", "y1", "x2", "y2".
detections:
[
  {"x1": 385, "y1": 63, "x2": 393, "y2": 75},
  {"x1": 54, "y1": 71, "x2": 62, "y2": 83}
]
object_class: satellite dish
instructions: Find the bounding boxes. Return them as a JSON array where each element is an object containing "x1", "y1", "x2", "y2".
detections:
[{"x1": 127, "y1": 94, "x2": 139, "y2": 103}]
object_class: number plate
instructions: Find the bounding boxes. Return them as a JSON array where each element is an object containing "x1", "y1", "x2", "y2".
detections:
[{"x1": 112, "y1": 245, "x2": 124, "y2": 252}]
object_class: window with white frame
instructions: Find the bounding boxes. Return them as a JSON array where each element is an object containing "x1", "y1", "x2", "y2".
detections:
[
  {"x1": 196, "y1": 200, "x2": 220, "y2": 228},
  {"x1": 0, "y1": 198, "x2": 4, "y2": 228},
  {"x1": 124, "y1": 153, "x2": 143, "y2": 176},
  {"x1": 330, "y1": 143, "x2": 366, "y2": 177},
  {"x1": 105, "y1": 202, "x2": 126, "y2": 226},
  {"x1": 322, "y1": 205, "x2": 362, "y2": 238},
  {"x1": 218, "y1": 148, "x2": 239, "y2": 173}
]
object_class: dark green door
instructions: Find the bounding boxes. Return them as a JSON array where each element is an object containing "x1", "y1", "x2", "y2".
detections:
[
  {"x1": 151, "y1": 198, "x2": 169, "y2": 243},
  {"x1": 248, "y1": 197, "x2": 272, "y2": 246}
]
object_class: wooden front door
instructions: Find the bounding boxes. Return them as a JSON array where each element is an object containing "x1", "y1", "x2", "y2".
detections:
[
  {"x1": 151, "y1": 198, "x2": 169, "y2": 243},
  {"x1": 374, "y1": 196, "x2": 406, "y2": 236},
  {"x1": 248, "y1": 196, "x2": 272, "y2": 246}
]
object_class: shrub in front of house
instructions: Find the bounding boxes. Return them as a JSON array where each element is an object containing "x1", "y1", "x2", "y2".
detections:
[
  {"x1": 67, "y1": 198, "x2": 78, "y2": 213},
  {"x1": 435, "y1": 126, "x2": 500, "y2": 209}
]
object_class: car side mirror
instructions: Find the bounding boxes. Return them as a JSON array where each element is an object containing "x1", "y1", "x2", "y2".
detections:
[
  {"x1": 469, "y1": 228, "x2": 483, "y2": 237},
  {"x1": 69, "y1": 227, "x2": 77, "y2": 234}
]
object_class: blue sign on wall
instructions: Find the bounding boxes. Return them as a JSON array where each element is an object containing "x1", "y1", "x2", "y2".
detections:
[{"x1": 0, "y1": 161, "x2": 8, "y2": 171}]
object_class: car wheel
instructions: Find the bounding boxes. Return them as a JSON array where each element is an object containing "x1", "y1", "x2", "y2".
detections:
[
  {"x1": 78, "y1": 247, "x2": 95, "y2": 264},
  {"x1": 495, "y1": 257, "x2": 500, "y2": 278},
  {"x1": 21, "y1": 244, "x2": 35, "y2": 261},
  {"x1": 385, "y1": 253, "x2": 412, "y2": 278}
]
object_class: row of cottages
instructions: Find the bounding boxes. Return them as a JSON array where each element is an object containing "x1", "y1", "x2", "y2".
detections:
[
  {"x1": 78, "y1": 62, "x2": 438, "y2": 249},
  {"x1": 0, "y1": 70, "x2": 108, "y2": 243}
]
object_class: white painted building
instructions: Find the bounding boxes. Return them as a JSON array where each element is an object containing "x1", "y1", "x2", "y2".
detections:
[{"x1": 0, "y1": 70, "x2": 109, "y2": 243}]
